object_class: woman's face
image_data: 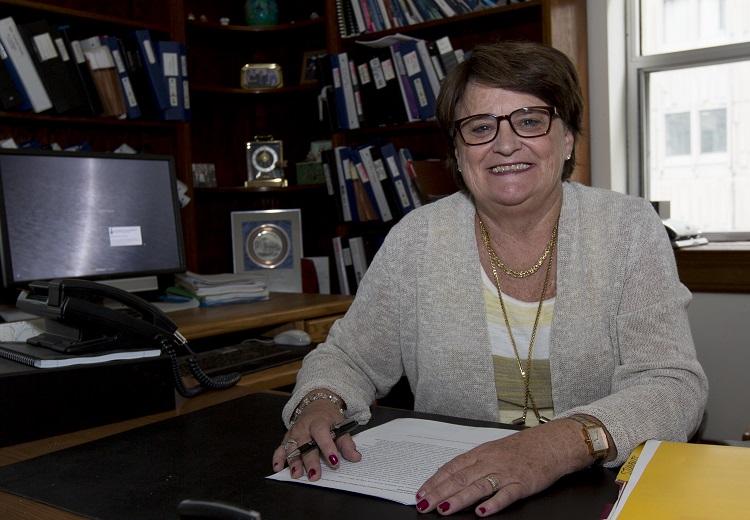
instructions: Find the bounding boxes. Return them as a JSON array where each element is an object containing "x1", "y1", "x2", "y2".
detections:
[{"x1": 454, "y1": 83, "x2": 574, "y2": 212}]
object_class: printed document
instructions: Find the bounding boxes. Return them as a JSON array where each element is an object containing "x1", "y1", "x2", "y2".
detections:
[{"x1": 267, "y1": 418, "x2": 517, "y2": 505}]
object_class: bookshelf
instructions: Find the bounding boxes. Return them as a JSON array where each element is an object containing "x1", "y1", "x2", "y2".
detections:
[{"x1": 0, "y1": 0, "x2": 589, "y2": 291}]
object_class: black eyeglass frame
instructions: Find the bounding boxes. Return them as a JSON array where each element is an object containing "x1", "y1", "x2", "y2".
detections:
[{"x1": 453, "y1": 106, "x2": 560, "y2": 146}]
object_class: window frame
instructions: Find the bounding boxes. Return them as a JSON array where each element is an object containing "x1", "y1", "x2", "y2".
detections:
[{"x1": 626, "y1": 0, "x2": 750, "y2": 240}]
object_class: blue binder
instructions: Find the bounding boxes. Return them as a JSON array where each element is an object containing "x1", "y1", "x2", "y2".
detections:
[
  {"x1": 102, "y1": 35, "x2": 141, "y2": 119},
  {"x1": 131, "y1": 30, "x2": 169, "y2": 114},
  {"x1": 155, "y1": 40, "x2": 184, "y2": 121}
]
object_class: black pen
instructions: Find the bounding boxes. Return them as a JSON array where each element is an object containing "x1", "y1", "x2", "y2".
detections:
[{"x1": 286, "y1": 420, "x2": 359, "y2": 459}]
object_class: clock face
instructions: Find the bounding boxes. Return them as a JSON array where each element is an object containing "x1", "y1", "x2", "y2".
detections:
[{"x1": 251, "y1": 145, "x2": 279, "y2": 174}]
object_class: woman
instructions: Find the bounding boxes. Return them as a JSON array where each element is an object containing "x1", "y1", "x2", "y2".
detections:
[{"x1": 272, "y1": 41, "x2": 707, "y2": 516}]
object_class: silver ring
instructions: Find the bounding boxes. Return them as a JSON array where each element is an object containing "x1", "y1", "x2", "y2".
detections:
[
  {"x1": 283, "y1": 439, "x2": 298, "y2": 452},
  {"x1": 484, "y1": 474, "x2": 500, "y2": 492}
]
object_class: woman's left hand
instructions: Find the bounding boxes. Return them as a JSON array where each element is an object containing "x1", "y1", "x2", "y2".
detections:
[{"x1": 415, "y1": 418, "x2": 593, "y2": 516}]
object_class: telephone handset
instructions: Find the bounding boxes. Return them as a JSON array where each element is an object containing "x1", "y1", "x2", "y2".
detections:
[{"x1": 16, "y1": 279, "x2": 240, "y2": 397}]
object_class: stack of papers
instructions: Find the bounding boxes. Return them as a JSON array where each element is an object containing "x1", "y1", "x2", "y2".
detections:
[{"x1": 174, "y1": 271, "x2": 269, "y2": 306}]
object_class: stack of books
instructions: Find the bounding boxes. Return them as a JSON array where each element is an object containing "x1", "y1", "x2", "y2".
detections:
[{"x1": 173, "y1": 271, "x2": 269, "y2": 307}]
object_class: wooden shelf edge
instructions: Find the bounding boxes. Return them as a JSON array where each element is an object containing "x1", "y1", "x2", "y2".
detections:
[
  {"x1": 674, "y1": 243, "x2": 750, "y2": 293},
  {"x1": 187, "y1": 16, "x2": 324, "y2": 34},
  {"x1": 0, "y1": 0, "x2": 168, "y2": 32},
  {"x1": 0, "y1": 111, "x2": 179, "y2": 128},
  {"x1": 340, "y1": 0, "x2": 541, "y2": 41},
  {"x1": 191, "y1": 83, "x2": 319, "y2": 96}
]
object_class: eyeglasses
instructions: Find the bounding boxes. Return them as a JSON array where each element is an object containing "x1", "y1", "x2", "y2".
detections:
[{"x1": 453, "y1": 106, "x2": 559, "y2": 146}]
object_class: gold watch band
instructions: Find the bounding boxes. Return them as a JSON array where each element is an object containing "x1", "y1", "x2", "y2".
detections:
[{"x1": 569, "y1": 415, "x2": 609, "y2": 461}]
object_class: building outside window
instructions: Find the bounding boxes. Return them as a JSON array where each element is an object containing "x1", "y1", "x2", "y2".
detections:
[{"x1": 629, "y1": 0, "x2": 750, "y2": 236}]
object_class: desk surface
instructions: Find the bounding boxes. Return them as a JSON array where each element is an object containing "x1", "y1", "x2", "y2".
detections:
[
  {"x1": 170, "y1": 292, "x2": 353, "y2": 340},
  {"x1": 0, "y1": 392, "x2": 618, "y2": 520}
]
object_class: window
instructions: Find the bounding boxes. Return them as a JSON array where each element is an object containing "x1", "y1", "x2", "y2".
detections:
[{"x1": 628, "y1": 0, "x2": 750, "y2": 236}]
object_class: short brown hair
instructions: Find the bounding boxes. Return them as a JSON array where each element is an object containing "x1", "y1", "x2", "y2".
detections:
[{"x1": 436, "y1": 41, "x2": 584, "y2": 188}]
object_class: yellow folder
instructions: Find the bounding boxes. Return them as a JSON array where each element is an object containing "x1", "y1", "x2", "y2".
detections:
[{"x1": 616, "y1": 440, "x2": 750, "y2": 519}]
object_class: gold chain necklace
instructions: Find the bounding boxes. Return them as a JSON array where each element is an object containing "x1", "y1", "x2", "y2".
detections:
[
  {"x1": 478, "y1": 214, "x2": 558, "y2": 425},
  {"x1": 480, "y1": 220, "x2": 558, "y2": 279}
]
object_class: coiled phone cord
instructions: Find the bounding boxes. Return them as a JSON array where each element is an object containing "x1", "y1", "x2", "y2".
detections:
[{"x1": 159, "y1": 336, "x2": 241, "y2": 398}]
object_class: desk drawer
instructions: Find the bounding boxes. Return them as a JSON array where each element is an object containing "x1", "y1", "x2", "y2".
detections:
[{"x1": 304, "y1": 314, "x2": 344, "y2": 343}]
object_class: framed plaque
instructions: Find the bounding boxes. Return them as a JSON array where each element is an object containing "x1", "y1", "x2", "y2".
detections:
[{"x1": 231, "y1": 209, "x2": 303, "y2": 292}]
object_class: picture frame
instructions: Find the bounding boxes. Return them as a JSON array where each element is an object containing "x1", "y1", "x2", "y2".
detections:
[
  {"x1": 240, "y1": 63, "x2": 284, "y2": 90},
  {"x1": 231, "y1": 209, "x2": 303, "y2": 292},
  {"x1": 300, "y1": 50, "x2": 326, "y2": 85}
]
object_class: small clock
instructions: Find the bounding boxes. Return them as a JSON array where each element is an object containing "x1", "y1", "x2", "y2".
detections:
[{"x1": 245, "y1": 136, "x2": 285, "y2": 186}]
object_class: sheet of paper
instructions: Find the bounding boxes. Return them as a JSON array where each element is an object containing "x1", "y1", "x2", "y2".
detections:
[{"x1": 267, "y1": 418, "x2": 517, "y2": 505}]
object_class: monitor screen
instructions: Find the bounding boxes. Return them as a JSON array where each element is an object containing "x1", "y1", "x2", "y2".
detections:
[{"x1": 0, "y1": 150, "x2": 185, "y2": 289}]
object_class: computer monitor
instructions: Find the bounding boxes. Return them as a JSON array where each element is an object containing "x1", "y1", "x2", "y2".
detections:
[{"x1": 0, "y1": 149, "x2": 185, "y2": 293}]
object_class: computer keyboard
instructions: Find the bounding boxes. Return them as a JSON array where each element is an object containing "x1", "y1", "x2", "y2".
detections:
[{"x1": 180, "y1": 341, "x2": 312, "y2": 377}]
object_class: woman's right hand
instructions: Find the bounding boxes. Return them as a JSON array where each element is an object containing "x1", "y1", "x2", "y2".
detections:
[{"x1": 271, "y1": 398, "x2": 361, "y2": 481}]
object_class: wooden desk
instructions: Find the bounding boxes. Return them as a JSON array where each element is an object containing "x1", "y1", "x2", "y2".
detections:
[
  {"x1": 0, "y1": 393, "x2": 619, "y2": 520},
  {"x1": 0, "y1": 293, "x2": 352, "y2": 468}
]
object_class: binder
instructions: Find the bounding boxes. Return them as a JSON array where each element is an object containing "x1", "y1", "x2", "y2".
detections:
[
  {"x1": 369, "y1": 143, "x2": 408, "y2": 217},
  {"x1": 356, "y1": 145, "x2": 394, "y2": 222},
  {"x1": 426, "y1": 39, "x2": 446, "y2": 82},
  {"x1": 329, "y1": 54, "x2": 349, "y2": 130},
  {"x1": 347, "y1": 58, "x2": 365, "y2": 126},
  {"x1": 380, "y1": 142, "x2": 416, "y2": 214},
  {"x1": 398, "y1": 38, "x2": 436, "y2": 120},
  {"x1": 415, "y1": 38, "x2": 441, "y2": 98},
  {"x1": 402, "y1": 0, "x2": 425, "y2": 23},
  {"x1": 0, "y1": 341, "x2": 160, "y2": 369},
  {"x1": 0, "y1": 17, "x2": 52, "y2": 113},
  {"x1": 348, "y1": 149, "x2": 378, "y2": 222},
  {"x1": 155, "y1": 40, "x2": 184, "y2": 120},
  {"x1": 372, "y1": 48, "x2": 408, "y2": 124},
  {"x1": 55, "y1": 25, "x2": 101, "y2": 115},
  {"x1": 321, "y1": 149, "x2": 344, "y2": 221},
  {"x1": 332, "y1": 236, "x2": 351, "y2": 295},
  {"x1": 0, "y1": 41, "x2": 26, "y2": 110},
  {"x1": 120, "y1": 33, "x2": 157, "y2": 117},
  {"x1": 398, "y1": 147, "x2": 423, "y2": 207},
  {"x1": 435, "y1": 35, "x2": 459, "y2": 74},
  {"x1": 79, "y1": 35, "x2": 127, "y2": 118},
  {"x1": 337, "y1": 52, "x2": 359, "y2": 129},
  {"x1": 389, "y1": 42, "x2": 420, "y2": 122},
  {"x1": 179, "y1": 42, "x2": 191, "y2": 121},
  {"x1": 348, "y1": 236, "x2": 369, "y2": 287},
  {"x1": 333, "y1": 146, "x2": 355, "y2": 222},
  {"x1": 19, "y1": 19, "x2": 81, "y2": 114},
  {"x1": 353, "y1": 59, "x2": 376, "y2": 126},
  {"x1": 348, "y1": 0, "x2": 367, "y2": 34},
  {"x1": 102, "y1": 35, "x2": 141, "y2": 119},
  {"x1": 132, "y1": 29, "x2": 170, "y2": 113}
]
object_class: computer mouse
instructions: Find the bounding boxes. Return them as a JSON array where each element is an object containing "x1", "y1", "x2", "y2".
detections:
[{"x1": 273, "y1": 329, "x2": 312, "y2": 346}]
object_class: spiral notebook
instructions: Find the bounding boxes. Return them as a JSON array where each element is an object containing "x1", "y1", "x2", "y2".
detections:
[{"x1": 0, "y1": 341, "x2": 160, "y2": 369}]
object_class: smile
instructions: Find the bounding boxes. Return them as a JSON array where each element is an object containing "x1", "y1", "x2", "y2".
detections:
[{"x1": 489, "y1": 163, "x2": 531, "y2": 174}]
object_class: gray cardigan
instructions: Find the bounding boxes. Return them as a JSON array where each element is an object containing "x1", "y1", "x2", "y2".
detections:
[{"x1": 283, "y1": 182, "x2": 708, "y2": 466}]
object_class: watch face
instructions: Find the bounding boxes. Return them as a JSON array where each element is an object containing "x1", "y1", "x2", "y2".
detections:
[{"x1": 251, "y1": 145, "x2": 279, "y2": 174}]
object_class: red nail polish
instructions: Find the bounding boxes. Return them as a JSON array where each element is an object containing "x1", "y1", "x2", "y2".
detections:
[
  {"x1": 438, "y1": 502, "x2": 450, "y2": 512},
  {"x1": 328, "y1": 454, "x2": 339, "y2": 465},
  {"x1": 308, "y1": 468, "x2": 316, "y2": 479},
  {"x1": 479, "y1": 506, "x2": 487, "y2": 515},
  {"x1": 417, "y1": 499, "x2": 429, "y2": 511},
  {"x1": 416, "y1": 490, "x2": 424, "y2": 499}
]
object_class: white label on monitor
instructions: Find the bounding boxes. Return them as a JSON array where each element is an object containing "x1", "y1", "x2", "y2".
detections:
[{"x1": 108, "y1": 226, "x2": 142, "y2": 247}]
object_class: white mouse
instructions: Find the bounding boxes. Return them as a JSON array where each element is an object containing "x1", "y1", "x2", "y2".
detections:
[{"x1": 273, "y1": 329, "x2": 312, "y2": 346}]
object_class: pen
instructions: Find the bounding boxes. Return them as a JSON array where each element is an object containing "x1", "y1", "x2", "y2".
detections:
[{"x1": 286, "y1": 420, "x2": 359, "y2": 460}]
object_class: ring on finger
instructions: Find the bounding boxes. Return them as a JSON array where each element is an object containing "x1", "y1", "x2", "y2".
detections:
[
  {"x1": 484, "y1": 474, "x2": 500, "y2": 493},
  {"x1": 283, "y1": 439, "x2": 299, "y2": 452}
]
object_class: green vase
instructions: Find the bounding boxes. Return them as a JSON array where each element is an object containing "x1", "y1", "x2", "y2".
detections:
[{"x1": 244, "y1": 0, "x2": 279, "y2": 25}]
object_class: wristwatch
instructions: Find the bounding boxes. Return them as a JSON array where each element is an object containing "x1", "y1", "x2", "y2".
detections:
[{"x1": 569, "y1": 415, "x2": 609, "y2": 462}]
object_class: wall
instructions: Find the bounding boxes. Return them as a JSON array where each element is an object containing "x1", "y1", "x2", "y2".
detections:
[{"x1": 688, "y1": 292, "x2": 750, "y2": 441}]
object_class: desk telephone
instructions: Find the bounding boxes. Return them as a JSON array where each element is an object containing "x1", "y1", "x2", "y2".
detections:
[{"x1": 16, "y1": 279, "x2": 241, "y2": 397}]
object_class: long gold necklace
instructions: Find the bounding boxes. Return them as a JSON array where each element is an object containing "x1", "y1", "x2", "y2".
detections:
[{"x1": 478, "y1": 214, "x2": 558, "y2": 425}]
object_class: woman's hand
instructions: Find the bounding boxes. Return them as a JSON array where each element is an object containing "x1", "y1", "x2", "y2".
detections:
[
  {"x1": 271, "y1": 398, "x2": 361, "y2": 481},
  {"x1": 415, "y1": 419, "x2": 594, "y2": 516}
]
